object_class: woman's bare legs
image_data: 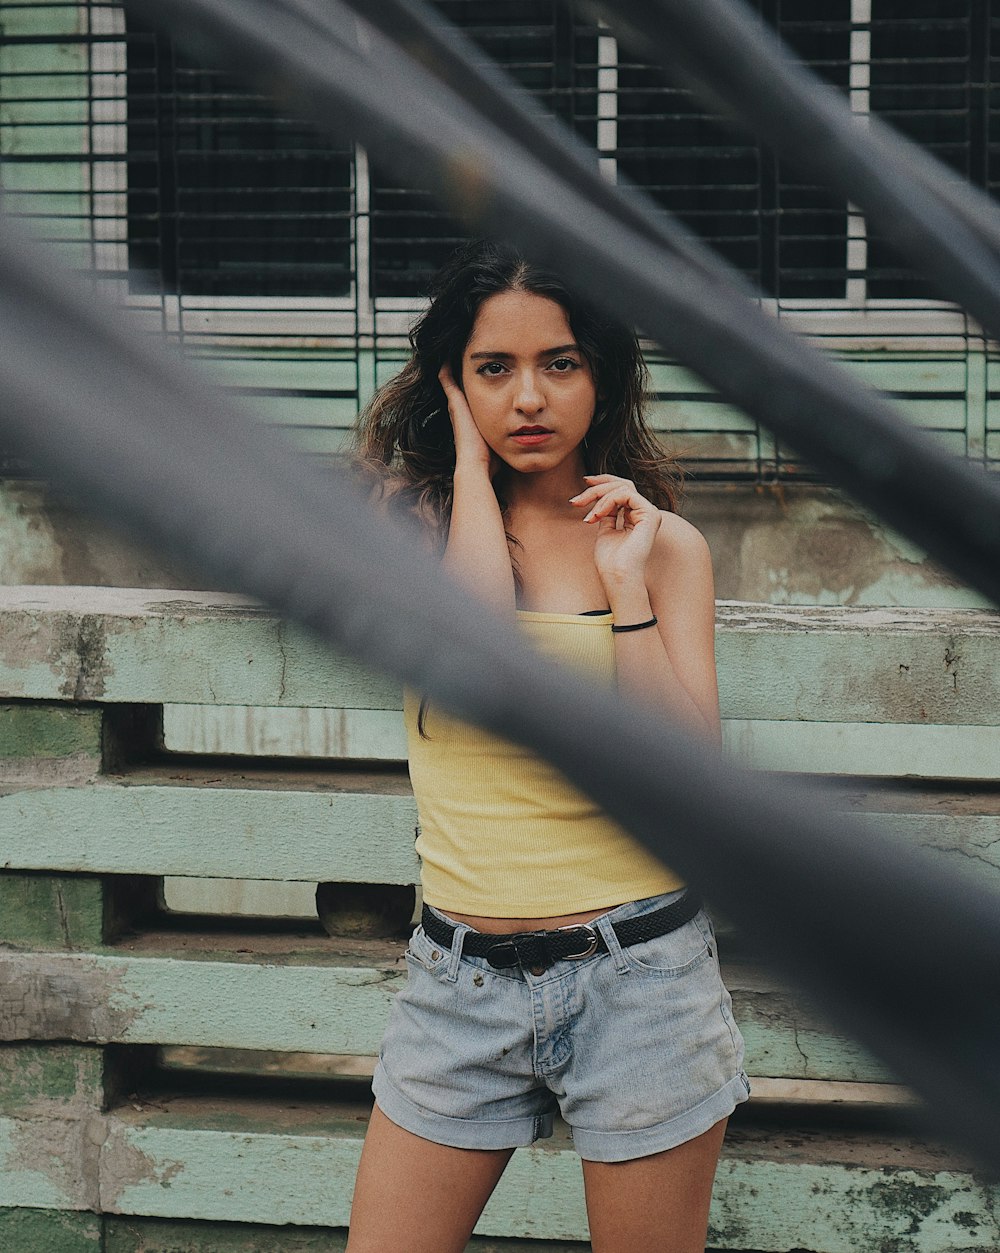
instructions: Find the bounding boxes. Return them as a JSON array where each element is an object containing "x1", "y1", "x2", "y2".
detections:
[
  {"x1": 582, "y1": 1118, "x2": 728, "y2": 1253},
  {"x1": 350, "y1": 1108, "x2": 727, "y2": 1252},
  {"x1": 346, "y1": 1105, "x2": 515, "y2": 1253}
]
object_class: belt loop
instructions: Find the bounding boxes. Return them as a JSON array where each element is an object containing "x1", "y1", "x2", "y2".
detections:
[
  {"x1": 594, "y1": 913, "x2": 629, "y2": 974},
  {"x1": 446, "y1": 920, "x2": 471, "y2": 983}
]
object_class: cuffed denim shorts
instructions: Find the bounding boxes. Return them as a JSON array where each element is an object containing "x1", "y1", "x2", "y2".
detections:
[{"x1": 372, "y1": 890, "x2": 751, "y2": 1163}]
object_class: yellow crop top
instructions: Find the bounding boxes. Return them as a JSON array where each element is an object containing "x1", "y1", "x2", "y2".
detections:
[{"x1": 404, "y1": 609, "x2": 684, "y2": 917}]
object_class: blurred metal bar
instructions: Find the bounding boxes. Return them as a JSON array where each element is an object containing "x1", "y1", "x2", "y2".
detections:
[
  {"x1": 125, "y1": 0, "x2": 1000, "y2": 608},
  {"x1": 595, "y1": 0, "x2": 1000, "y2": 335},
  {"x1": 2, "y1": 210, "x2": 1000, "y2": 1166}
]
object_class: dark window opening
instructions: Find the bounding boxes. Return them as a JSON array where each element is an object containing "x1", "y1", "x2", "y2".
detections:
[
  {"x1": 617, "y1": 0, "x2": 852, "y2": 300},
  {"x1": 868, "y1": 0, "x2": 984, "y2": 299},
  {"x1": 126, "y1": 18, "x2": 353, "y2": 298},
  {"x1": 368, "y1": 0, "x2": 600, "y2": 298}
]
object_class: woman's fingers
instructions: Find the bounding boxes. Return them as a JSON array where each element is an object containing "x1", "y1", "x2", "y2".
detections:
[
  {"x1": 571, "y1": 476, "x2": 647, "y2": 517},
  {"x1": 438, "y1": 364, "x2": 467, "y2": 414},
  {"x1": 586, "y1": 494, "x2": 641, "y2": 523},
  {"x1": 570, "y1": 474, "x2": 634, "y2": 501},
  {"x1": 438, "y1": 364, "x2": 474, "y2": 432},
  {"x1": 582, "y1": 485, "x2": 657, "y2": 525},
  {"x1": 439, "y1": 365, "x2": 496, "y2": 474}
]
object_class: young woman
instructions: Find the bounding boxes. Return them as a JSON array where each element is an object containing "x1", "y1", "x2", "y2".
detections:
[{"x1": 348, "y1": 239, "x2": 749, "y2": 1253}]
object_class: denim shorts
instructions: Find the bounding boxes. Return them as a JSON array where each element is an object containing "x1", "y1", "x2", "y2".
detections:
[{"x1": 372, "y1": 890, "x2": 751, "y2": 1163}]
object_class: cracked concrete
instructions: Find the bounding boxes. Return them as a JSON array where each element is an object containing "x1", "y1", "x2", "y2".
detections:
[
  {"x1": 276, "y1": 620, "x2": 289, "y2": 701},
  {"x1": 792, "y1": 1024, "x2": 811, "y2": 1075}
]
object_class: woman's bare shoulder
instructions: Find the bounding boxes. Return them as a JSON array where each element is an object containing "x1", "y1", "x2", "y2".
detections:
[{"x1": 654, "y1": 511, "x2": 712, "y2": 561}]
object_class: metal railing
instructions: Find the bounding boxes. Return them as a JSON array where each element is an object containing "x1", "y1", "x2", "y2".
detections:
[
  {"x1": 2, "y1": 1, "x2": 998, "y2": 478},
  {"x1": 2, "y1": 0, "x2": 1000, "y2": 1170}
]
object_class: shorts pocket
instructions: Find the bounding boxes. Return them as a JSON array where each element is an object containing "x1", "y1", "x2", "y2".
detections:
[
  {"x1": 404, "y1": 923, "x2": 451, "y2": 973},
  {"x1": 621, "y1": 915, "x2": 712, "y2": 976}
]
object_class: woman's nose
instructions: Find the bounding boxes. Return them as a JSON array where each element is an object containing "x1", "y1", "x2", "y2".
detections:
[{"x1": 514, "y1": 370, "x2": 544, "y2": 414}]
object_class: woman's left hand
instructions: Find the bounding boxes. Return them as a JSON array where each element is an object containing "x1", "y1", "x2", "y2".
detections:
[{"x1": 570, "y1": 474, "x2": 662, "y2": 591}]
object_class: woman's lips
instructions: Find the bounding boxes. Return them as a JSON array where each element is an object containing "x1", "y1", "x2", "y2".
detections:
[{"x1": 511, "y1": 427, "x2": 553, "y2": 446}]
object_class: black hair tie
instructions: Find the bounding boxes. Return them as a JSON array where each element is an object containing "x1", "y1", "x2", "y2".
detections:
[{"x1": 611, "y1": 615, "x2": 658, "y2": 634}]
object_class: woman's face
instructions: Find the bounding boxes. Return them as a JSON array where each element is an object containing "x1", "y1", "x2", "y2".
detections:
[{"x1": 460, "y1": 289, "x2": 597, "y2": 473}]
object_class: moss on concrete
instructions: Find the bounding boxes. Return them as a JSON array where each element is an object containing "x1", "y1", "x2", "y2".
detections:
[
  {"x1": 0, "y1": 1207, "x2": 102, "y2": 1251},
  {"x1": 0, "y1": 703, "x2": 102, "y2": 759},
  {"x1": 0, "y1": 1044, "x2": 105, "y2": 1113},
  {"x1": 0, "y1": 872, "x2": 160, "y2": 948},
  {"x1": 0, "y1": 872, "x2": 105, "y2": 948}
]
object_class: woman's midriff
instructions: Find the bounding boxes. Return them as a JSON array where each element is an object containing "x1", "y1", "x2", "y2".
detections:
[{"x1": 439, "y1": 905, "x2": 620, "y2": 934}]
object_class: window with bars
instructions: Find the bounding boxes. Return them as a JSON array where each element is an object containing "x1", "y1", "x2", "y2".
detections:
[
  {"x1": 126, "y1": 19, "x2": 354, "y2": 298},
  {"x1": 0, "y1": 0, "x2": 997, "y2": 479},
  {"x1": 617, "y1": 0, "x2": 852, "y2": 301},
  {"x1": 867, "y1": 0, "x2": 988, "y2": 299},
  {"x1": 369, "y1": 1, "x2": 600, "y2": 298},
  {"x1": 112, "y1": 1, "x2": 998, "y2": 306}
]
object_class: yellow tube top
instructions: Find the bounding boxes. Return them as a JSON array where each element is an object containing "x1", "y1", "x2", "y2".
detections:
[{"x1": 404, "y1": 609, "x2": 684, "y2": 917}]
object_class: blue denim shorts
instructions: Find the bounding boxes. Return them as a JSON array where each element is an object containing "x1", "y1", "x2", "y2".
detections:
[{"x1": 372, "y1": 890, "x2": 751, "y2": 1162}]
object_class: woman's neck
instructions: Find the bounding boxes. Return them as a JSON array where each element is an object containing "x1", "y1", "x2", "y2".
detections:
[{"x1": 499, "y1": 453, "x2": 586, "y2": 516}]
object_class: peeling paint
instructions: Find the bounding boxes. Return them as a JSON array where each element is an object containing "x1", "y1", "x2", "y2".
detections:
[
  {"x1": 688, "y1": 485, "x2": 993, "y2": 609},
  {"x1": 148, "y1": 598, "x2": 271, "y2": 618},
  {"x1": 5, "y1": 1103, "x2": 107, "y2": 1209},
  {"x1": 100, "y1": 1119, "x2": 185, "y2": 1212},
  {"x1": 0, "y1": 953, "x2": 143, "y2": 1042}
]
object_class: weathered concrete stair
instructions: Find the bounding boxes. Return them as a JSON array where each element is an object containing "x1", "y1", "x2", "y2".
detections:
[{"x1": 1, "y1": 587, "x2": 998, "y2": 1251}]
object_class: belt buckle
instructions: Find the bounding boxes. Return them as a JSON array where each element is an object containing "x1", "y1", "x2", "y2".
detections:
[{"x1": 556, "y1": 922, "x2": 599, "y2": 960}]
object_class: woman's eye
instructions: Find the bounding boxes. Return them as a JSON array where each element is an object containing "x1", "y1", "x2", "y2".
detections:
[
  {"x1": 477, "y1": 361, "x2": 507, "y2": 377},
  {"x1": 549, "y1": 357, "x2": 578, "y2": 372}
]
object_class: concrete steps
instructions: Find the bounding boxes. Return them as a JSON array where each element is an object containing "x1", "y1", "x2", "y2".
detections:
[{"x1": 1, "y1": 587, "x2": 997, "y2": 1249}]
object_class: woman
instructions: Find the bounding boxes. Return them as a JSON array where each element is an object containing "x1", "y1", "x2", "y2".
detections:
[{"x1": 348, "y1": 239, "x2": 749, "y2": 1253}]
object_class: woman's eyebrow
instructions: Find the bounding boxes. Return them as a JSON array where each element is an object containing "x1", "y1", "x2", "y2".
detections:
[{"x1": 468, "y1": 343, "x2": 580, "y2": 361}]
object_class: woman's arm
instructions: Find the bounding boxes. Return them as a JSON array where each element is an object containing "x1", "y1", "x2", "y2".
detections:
[
  {"x1": 438, "y1": 366, "x2": 516, "y2": 616},
  {"x1": 572, "y1": 475, "x2": 721, "y2": 742}
]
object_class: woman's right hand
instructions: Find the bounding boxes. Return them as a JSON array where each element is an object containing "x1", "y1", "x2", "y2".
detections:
[{"x1": 439, "y1": 365, "x2": 499, "y2": 479}]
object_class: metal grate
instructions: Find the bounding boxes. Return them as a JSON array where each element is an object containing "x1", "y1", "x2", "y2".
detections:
[
  {"x1": 0, "y1": 0, "x2": 997, "y2": 480},
  {"x1": 867, "y1": 0, "x2": 988, "y2": 299},
  {"x1": 369, "y1": 2, "x2": 599, "y2": 297},
  {"x1": 126, "y1": 18, "x2": 353, "y2": 298},
  {"x1": 617, "y1": 0, "x2": 852, "y2": 301}
]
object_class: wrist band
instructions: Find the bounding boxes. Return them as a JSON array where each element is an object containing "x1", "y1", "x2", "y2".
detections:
[{"x1": 611, "y1": 615, "x2": 658, "y2": 634}]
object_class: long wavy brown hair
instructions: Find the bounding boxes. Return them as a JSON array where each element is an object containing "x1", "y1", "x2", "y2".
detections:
[{"x1": 353, "y1": 238, "x2": 681, "y2": 544}]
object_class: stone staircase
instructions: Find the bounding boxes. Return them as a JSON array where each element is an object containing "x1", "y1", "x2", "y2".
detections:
[{"x1": 0, "y1": 586, "x2": 998, "y2": 1251}]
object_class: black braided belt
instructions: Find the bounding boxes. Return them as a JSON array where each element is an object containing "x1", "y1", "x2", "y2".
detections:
[{"x1": 420, "y1": 891, "x2": 702, "y2": 972}]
